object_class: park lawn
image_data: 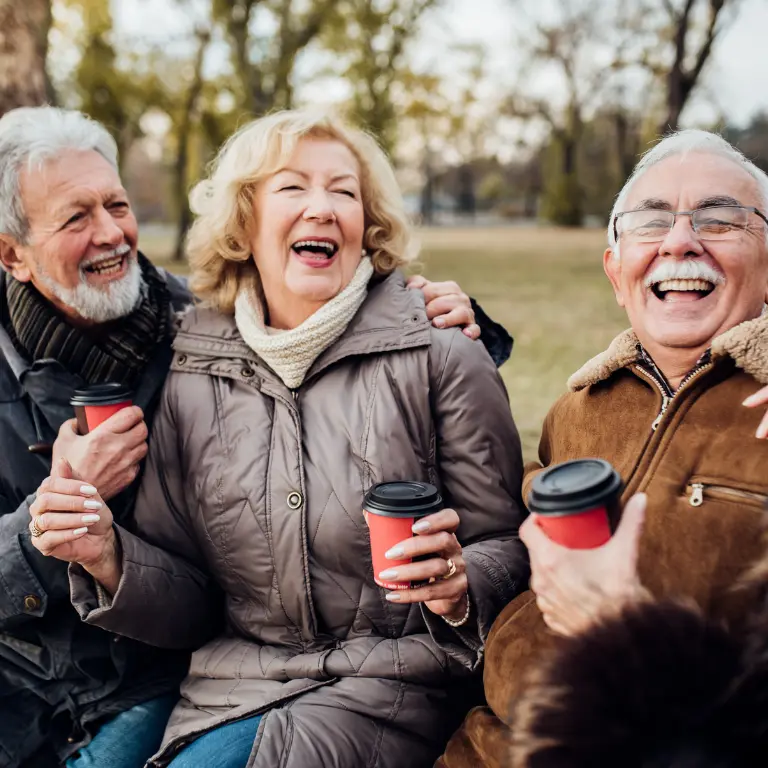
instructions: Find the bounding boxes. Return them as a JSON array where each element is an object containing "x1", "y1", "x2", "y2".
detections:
[{"x1": 147, "y1": 225, "x2": 628, "y2": 459}]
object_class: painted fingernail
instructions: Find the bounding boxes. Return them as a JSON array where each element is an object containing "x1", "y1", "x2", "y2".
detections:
[
  {"x1": 80, "y1": 485, "x2": 98, "y2": 496},
  {"x1": 72, "y1": 527, "x2": 88, "y2": 536},
  {"x1": 385, "y1": 546, "x2": 405, "y2": 559},
  {"x1": 379, "y1": 569, "x2": 398, "y2": 580},
  {"x1": 385, "y1": 592, "x2": 402, "y2": 602},
  {"x1": 84, "y1": 500, "x2": 103, "y2": 510},
  {"x1": 412, "y1": 520, "x2": 430, "y2": 533},
  {"x1": 81, "y1": 514, "x2": 101, "y2": 524},
  {"x1": 433, "y1": 318, "x2": 446, "y2": 328}
]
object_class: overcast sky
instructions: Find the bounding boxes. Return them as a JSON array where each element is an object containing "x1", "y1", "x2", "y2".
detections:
[{"x1": 116, "y1": 0, "x2": 768, "y2": 129}]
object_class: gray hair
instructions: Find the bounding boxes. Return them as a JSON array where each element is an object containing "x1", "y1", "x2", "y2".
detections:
[
  {"x1": 0, "y1": 106, "x2": 119, "y2": 243},
  {"x1": 608, "y1": 129, "x2": 768, "y2": 256}
]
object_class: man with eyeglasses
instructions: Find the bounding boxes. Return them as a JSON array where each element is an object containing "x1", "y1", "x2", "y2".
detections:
[{"x1": 438, "y1": 129, "x2": 768, "y2": 768}]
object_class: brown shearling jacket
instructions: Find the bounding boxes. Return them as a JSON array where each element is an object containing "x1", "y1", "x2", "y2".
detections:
[
  {"x1": 69, "y1": 272, "x2": 529, "y2": 768},
  {"x1": 438, "y1": 311, "x2": 768, "y2": 768}
]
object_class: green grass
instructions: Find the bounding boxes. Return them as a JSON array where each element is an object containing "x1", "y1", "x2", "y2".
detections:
[{"x1": 147, "y1": 226, "x2": 628, "y2": 460}]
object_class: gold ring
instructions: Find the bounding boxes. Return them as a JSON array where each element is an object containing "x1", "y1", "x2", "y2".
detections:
[
  {"x1": 441, "y1": 558, "x2": 457, "y2": 581},
  {"x1": 29, "y1": 518, "x2": 43, "y2": 538}
]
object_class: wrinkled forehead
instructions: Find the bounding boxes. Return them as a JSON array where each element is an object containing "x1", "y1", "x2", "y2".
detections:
[{"x1": 625, "y1": 152, "x2": 763, "y2": 211}]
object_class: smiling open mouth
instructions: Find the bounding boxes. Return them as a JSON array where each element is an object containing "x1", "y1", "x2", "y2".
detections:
[
  {"x1": 82, "y1": 245, "x2": 131, "y2": 277},
  {"x1": 291, "y1": 239, "x2": 339, "y2": 261},
  {"x1": 650, "y1": 279, "x2": 717, "y2": 301}
]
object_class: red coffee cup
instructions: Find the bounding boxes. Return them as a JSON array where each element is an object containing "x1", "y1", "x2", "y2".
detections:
[
  {"x1": 527, "y1": 459, "x2": 623, "y2": 549},
  {"x1": 70, "y1": 383, "x2": 133, "y2": 434},
  {"x1": 364, "y1": 481, "x2": 444, "y2": 590}
]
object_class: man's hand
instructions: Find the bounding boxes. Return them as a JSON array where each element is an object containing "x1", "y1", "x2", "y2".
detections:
[
  {"x1": 51, "y1": 406, "x2": 148, "y2": 501},
  {"x1": 406, "y1": 275, "x2": 480, "y2": 340},
  {"x1": 743, "y1": 385, "x2": 768, "y2": 438},
  {"x1": 520, "y1": 493, "x2": 648, "y2": 637}
]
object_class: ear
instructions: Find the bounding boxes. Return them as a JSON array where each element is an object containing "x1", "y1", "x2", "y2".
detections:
[
  {"x1": 0, "y1": 235, "x2": 32, "y2": 282},
  {"x1": 603, "y1": 247, "x2": 625, "y2": 308}
]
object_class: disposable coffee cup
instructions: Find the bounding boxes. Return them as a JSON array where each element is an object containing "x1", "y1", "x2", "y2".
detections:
[
  {"x1": 527, "y1": 459, "x2": 623, "y2": 549},
  {"x1": 70, "y1": 383, "x2": 133, "y2": 435},
  {"x1": 364, "y1": 481, "x2": 444, "y2": 590}
]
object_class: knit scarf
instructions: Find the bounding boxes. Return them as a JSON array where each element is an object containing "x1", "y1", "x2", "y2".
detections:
[
  {"x1": 234, "y1": 257, "x2": 374, "y2": 389},
  {"x1": 2, "y1": 253, "x2": 171, "y2": 386}
]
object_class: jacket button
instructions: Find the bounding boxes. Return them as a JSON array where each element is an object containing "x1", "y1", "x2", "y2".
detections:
[
  {"x1": 242, "y1": 367, "x2": 255, "y2": 378},
  {"x1": 23, "y1": 594, "x2": 41, "y2": 611},
  {"x1": 177, "y1": 354, "x2": 187, "y2": 365},
  {"x1": 287, "y1": 492, "x2": 303, "y2": 509}
]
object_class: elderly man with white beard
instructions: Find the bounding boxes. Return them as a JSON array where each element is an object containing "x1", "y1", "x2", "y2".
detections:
[
  {"x1": 0, "y1": 106, "x2": 510, "y2": 768},
  {"x1": 438, "y1": 129, "x2": 768, "y2": 768}
]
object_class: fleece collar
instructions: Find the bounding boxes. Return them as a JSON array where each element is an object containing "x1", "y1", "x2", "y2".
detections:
[{"x1": 567, "y1": 311, "x2": 768, "y2": 391}]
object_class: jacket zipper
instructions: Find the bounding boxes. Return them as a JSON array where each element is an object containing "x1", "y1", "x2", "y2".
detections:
[
  {"x1": 635, "y1": 361, "x2": 713, "y2": 432},
  {"x1": 688, "y1": 482, "x2": 768, "y2": 508}
]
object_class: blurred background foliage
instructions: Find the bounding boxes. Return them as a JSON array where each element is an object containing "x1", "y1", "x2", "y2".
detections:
[{"x1": 0, "y1": 0, "x2": 766, "y2": 257}]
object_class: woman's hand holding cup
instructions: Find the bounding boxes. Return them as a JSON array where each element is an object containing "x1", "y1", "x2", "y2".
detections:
[
  {"x1": 378, "y1": 508, "x2": 469, "y2": 622},
  {"x1": 29, "y1": 458, "x2": 122, "y2": 594}
]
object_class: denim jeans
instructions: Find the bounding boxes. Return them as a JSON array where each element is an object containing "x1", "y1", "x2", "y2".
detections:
[
  {"x1": 65, "y1": 694, "x2": 178, "y2": 768},
  {"x1": 167, "y1": 714, "x2": 264, "y2": 768}
]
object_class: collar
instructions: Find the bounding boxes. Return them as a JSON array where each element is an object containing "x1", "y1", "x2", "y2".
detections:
[
  {"x1": 173, "y1": 270, "x2": 433, "y2": 381},
  {"x1": 568, "y1": 310, "x2": 768, "y2": 391}
]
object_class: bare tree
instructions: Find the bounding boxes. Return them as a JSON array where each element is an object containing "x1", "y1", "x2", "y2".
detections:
[
  {"x1": 655, "y1": 0, "x2": 736, "y2": 133},
  {"x1": 213, "y1": 0, "x2": 338, "y2": 115},
  {"x1": 172, "y1": 26, "x2": 212, "y2": 262},
  {"x1": 507, "y1": 0, "x2": 634, "y2": 224},
  {"x1": 0, "y1": 0, "x2": 54, "y2": 116}
]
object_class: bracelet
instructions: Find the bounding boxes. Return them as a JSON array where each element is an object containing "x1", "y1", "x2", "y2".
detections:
[{"x1": 442, "y1": 593, "x2": 471, "y2": 627}]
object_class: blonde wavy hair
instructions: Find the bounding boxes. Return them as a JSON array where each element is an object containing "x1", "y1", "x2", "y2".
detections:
[{"x1": 187, "y1": 110, "x2": 418, "y2": 313}]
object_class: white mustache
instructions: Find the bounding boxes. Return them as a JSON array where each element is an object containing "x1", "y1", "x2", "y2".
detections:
[
  {"x1": 81, "y1": 243, "x2": 131, "y2": 270},
  {"x1": 644, "y1": 259, "x2": 726, "y2": 287}
]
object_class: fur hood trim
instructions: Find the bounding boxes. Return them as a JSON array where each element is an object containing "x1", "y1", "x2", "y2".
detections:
[{"x1": 567, "y1": 311, "x2": 768, "y2": 391}]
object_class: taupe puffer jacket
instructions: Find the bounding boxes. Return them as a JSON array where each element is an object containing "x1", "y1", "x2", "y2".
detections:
[{"x1": 70, "y1": 272, "x2": 527, "y2": 767}]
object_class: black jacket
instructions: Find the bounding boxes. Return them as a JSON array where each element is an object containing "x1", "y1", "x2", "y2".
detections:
[{"x1": 0, "y1": 268, "x2": 192, "y2": 768}]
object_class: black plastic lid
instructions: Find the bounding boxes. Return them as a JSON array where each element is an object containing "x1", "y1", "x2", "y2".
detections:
[
  {"x1": 71, "y1": 382, "x2": 133, "y2": 407},
  {"x1": 528, "y1": 459, "x2": 623, "y2": 516},
  {"x1": 364, "y1": 481, "x2": 443, "y2": 518}
]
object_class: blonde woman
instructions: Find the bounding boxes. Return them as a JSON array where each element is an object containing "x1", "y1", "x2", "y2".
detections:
[{"x1": 28, "y1": 111, "x2": 527, "y2": 768}]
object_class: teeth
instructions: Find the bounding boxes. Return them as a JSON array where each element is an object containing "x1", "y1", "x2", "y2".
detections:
[
  {"x1": 655, "y1": 279, "x2": 714, "y2": 292},
  {"x1": 293, "y1": 239, "x2": 336, "y2": 254}
]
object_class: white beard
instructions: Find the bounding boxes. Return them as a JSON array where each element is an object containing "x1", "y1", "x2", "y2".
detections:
[{"x1": 37, "y1": 256, "x2": 144, "y2": 323}]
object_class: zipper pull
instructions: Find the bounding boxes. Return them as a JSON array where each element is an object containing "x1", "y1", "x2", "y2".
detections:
[
  {"x1": 651, "y1": 395, "x2": 670, "y2": 431},
  {"x1": 689, "y1": 483, "x2": 704, "y2": 507}
]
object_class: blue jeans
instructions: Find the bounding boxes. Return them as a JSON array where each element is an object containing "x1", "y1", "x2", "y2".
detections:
[
  {"x1": 167, "y1": 714, "x2": 264, "y2": 768},
  {"x1": 66, "y1": 694, "x2": 178, "y2": 768}
]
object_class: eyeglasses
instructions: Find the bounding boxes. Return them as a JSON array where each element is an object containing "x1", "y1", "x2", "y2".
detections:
[{"x1": 613, "y1": 205, "x2": 768, "y2": 243}]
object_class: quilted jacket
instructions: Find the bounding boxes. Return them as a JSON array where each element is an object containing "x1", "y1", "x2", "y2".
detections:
[{"x1": 70, "y1": 271, "x2": 529, "y2": 767}]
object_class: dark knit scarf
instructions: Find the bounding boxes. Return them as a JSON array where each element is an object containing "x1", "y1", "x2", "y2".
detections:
[{"x1": 2, "y1": 252, "x2": 171, "y2": 386}]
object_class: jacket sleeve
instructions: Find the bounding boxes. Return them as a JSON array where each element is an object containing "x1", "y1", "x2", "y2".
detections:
[
  {"x1": 69, "y1": 373, "x2": 223, "y2": 650},
  {"x1": 421, "y1": 329, "x2": 529, "y2": 670},
  {"x1": 521, "y1": 394, "x2": 571, "y2": 505},
  {"x1": 0, "y1": 492, "x2": 71, "y2": 628},
  {"x1": 471, "y1": 299, "x2": 513, "y2": 368}
]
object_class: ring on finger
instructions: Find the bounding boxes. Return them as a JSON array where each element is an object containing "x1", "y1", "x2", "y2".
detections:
[
  {"x1": 29, "y1": 518, "x2": 43, "y2": 538},
  {"x1": 440, "y1": 558, "x2": 458, "y2": 581}
]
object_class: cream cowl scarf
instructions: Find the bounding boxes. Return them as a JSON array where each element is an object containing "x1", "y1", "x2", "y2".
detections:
[{"x1": 234, "y1": 256, "x2": 374, "y2": 389}]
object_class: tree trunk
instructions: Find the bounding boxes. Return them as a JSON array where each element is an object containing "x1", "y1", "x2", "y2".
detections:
[
  {"x1": 172, "y1": 30, "x2": 210, "y2": 263},
  {"x1": 613, "y1": 109, "x2": 639, "y2": 181},
  {"x1": 0, "y1": 0, "x2": 52, "y2": 116},
  {"x1": 659, "y1": 0, "x2": 728, "y2": 135}
]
